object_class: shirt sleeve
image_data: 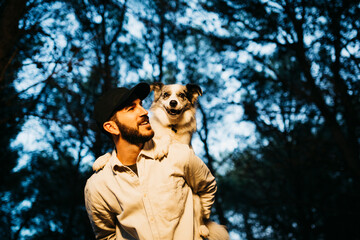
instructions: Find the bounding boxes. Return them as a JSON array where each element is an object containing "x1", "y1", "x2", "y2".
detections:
[
  {"x1": 84, "y1": 178, "x2": 117, "y2": 240},
  {"x1": 184, "y1": 148, "x2": 217, "y2": 219}
]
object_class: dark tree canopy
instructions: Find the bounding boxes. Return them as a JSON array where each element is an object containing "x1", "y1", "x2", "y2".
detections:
[{"x1": 0, "y1": 0, "x2": 359, "y2": 239}]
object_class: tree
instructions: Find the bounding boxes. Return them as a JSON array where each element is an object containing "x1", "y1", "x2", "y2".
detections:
[
  {"x1": 198, "y1": 0, "x2": 360, "y2": 238},
  {"x1": 0, "y1": 0, "x2": 61, "y2": 238},
  {"x1": 0, "y1": 0, "x2": 27, "y2": 83},
  {"x1": 201, "y1": 0, "x2": 360, "y2": 177}
]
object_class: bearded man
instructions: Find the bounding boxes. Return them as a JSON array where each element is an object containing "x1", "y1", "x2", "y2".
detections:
[{"x1": 84, "y1": 83, "x2": 217, "y2": 240}]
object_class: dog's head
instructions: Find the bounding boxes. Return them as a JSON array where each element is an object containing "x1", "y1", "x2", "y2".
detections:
[{"x1": 150, "y1": 83, "x2": 202, "y2": 119}]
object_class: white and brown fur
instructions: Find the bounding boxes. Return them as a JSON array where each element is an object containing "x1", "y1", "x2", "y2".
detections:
[
  {"x1": 150, "y1": 83, "x2": 229, "y2": 240},
  {"x1": 149, "y1": 83, "x2": 201, "y2": 159}
]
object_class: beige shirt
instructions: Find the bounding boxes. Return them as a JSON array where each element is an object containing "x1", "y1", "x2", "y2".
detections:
[{"x1": 84, "y1": 140, "x2": 217, "y2": 240}]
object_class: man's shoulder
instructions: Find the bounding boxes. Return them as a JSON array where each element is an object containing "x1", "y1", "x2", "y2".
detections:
[
  {"x1": 85, "y1": 159, "x2": 112, "y2": 193},
  {"x1": 168, "y1": 142, "x2": 192, "y2": 152},
  {"x1": 92, "y1": 152, "x2": 112, "y2": 171},
  {"x1": 167, "y1": 142, "x2": 194, "y2": 164},
  {"x1": 88, "y1": 164, "x2": 110, "y2": 180}
]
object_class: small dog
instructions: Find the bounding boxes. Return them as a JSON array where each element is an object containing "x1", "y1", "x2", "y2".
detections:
[
  {"x1": 150, "y1": 82, "x2": 229, "y2": 240},
  {"x1": 149, "y1": 82, "x2": 202, "y2": 159}
]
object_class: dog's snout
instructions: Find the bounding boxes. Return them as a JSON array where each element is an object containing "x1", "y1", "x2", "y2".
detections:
[{"x1": 170, "y1": 100, "x2": 177, "y2": 107}]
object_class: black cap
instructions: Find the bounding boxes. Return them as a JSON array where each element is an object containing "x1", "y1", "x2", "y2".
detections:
[{"x1": 94, "y1": 83, "x2": 150, "y2": 132}]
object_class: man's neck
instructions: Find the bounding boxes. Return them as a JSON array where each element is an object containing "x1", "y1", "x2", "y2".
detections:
[{"x1": 115, "y1": 140, "x2": 144, "y2": 165}]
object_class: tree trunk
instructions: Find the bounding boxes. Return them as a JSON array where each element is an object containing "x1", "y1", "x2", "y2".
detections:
[{"x1": 0, "y1": 0, "x2": 28, "y2": 83}]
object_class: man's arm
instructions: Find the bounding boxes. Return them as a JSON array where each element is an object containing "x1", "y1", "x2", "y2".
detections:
[
  {"x1": 84, "y1": 180, "x2": 117, "y2": 240},
  {"x1": 184, "y1": 149, "x2": 217, "y2": 219}
]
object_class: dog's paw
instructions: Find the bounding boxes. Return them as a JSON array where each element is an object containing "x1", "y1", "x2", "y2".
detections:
[
  {"x1": 153, "y1": 135, "x2": 171, "y2": 160},
  {"x1": 153, "y1": 142, "x2": 169, "y2": 160},
  {"x1": 204, "y1": 221, "x2": 230, "y2": 240},
  {"x1": 199, "y1": 225, "x2": 210, "y2": 238},
  {"x1": 92, "y1": 152, "x2": 111, "y2": 171}
]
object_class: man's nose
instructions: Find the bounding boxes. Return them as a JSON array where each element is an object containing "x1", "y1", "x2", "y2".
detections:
[{"x1": 139, "y1": 105, "x2": 148, "y2": 115}]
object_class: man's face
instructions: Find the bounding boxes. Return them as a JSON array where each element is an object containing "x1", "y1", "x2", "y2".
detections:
[{"x1": 113, "y1": 98, "x2": 154, "y2": 144}]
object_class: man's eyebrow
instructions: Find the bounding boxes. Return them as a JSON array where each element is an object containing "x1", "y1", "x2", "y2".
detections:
[
  {"x1": 124, "y1": 100, "x2": 141, "y2": 109},
  {"x1": 125, "y1": 102, "x2": 136, "y2": 108}
]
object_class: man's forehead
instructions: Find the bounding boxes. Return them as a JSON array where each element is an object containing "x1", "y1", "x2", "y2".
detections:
[{"x1": 123, "y1": 98, "x2": 141, "y2": 107}]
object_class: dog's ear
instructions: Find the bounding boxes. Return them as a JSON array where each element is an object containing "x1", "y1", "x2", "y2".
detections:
[
  {"x1": 150, "y1": 82, "x2": 164, "y2": 101},
  {"x1": 186, "y1": 84, "x2": 202, "y2": 104}
]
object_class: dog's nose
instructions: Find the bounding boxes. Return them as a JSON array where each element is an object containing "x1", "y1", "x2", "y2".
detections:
[{"x1": 170, "y1": 100, "x2": 177, "y2": 107}]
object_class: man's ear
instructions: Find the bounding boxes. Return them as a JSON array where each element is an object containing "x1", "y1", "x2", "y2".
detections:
[
  {"x1": 150, "y1": 82, "x2": 164, "y2": 102},
  {"x1": 103, "y1": 121, "x2": 120, "y2": 136}
]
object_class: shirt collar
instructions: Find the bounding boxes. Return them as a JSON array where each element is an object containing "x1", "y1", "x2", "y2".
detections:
[
  {"x1": 139, "y1": 139, "x2": 155, "y2": 159},
  {"x1": 109, "y1": 140, "x2": 155, "y2": 172},
  {"x1": 109, "y1": 149, "x2": 122, "y2": 170}
]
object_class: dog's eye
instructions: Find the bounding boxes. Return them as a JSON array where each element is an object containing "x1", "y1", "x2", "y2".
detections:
[
  {"x1": 163, "y1": 92, "x2": 170, "y2": 98},
  {"x1": 179, "y1": 93, "x2": 186, "y2": 99}
]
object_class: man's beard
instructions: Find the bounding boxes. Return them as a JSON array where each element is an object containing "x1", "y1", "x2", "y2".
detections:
[{"x1": 115, "y1": 119, "x2": 154, "y2": 145}]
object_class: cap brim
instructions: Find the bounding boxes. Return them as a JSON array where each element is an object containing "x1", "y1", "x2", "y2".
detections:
[
  {"x1": 112, "y1": 82, "x2": 150, "y2": 113},
  {"x1": 131, "y1": 82, "x2": 150, "y2": 100}
]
